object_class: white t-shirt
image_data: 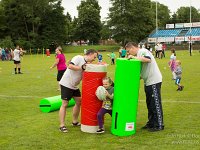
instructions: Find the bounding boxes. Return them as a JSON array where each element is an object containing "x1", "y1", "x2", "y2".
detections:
[
  {"x1": 170, "y1": 54, "x2": 176, "y2": 60},
  {"x1": 13, "y1": 49, "x2": 20, "y2": 61},
  {"x1": 157, "y1": 44, "x2": 162, "y2": 51},
  {"x1": 59, "y1": 55, "x2": 86, "y2": 89},
  {"x1": 137, "y1": 48, "x2": 162, "y2": 86}
]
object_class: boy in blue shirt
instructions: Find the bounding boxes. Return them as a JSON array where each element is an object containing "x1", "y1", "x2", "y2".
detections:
[{"x1": 97, "y1": 52, "x2": 103, "y2": 63}]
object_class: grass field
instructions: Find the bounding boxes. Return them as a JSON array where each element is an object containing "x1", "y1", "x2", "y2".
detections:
[{"x1": 0, "y1": 49, "x2": 200, "y2": 150}]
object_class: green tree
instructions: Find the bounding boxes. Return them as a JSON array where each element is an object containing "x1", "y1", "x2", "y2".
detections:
[
  {"x1": 65, "y1": 12, "x2": 73, "y2": 43},
  {"x1": 169, "y1": 13, "x2": 178, "y2": 24},
  {"x1": 0, "y1": 36, "x2": 14, "y2": 48},
  {"x1": 70, "y1": 17, "x2": 79, "y2": 42},
  {"x1": 38, "y1": 0, "x2": 67, "y2": 48},
  {"x1": 0, "y1": 0, "x2": 67, "y2": 49},
  {"x1": 100, "y1": 21, "x2": 112, "y2": 40},
  {"x1": 176, "y1": 6, "x2": 200, "y2": 23},
  {"x1": 0, "y1": 2, "x2": 7, "y2": 39},
  {"x1": 75, "y1": 0, "x2": 101, "y2": 44},
  {"x1": 108, "y1": 0, "x2": 155, "y2": 44},
  {"x1": 151, "y1": 1, "x2": 170, "y2": 28}
]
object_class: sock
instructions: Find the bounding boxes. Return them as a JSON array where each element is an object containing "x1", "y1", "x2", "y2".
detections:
[
  {"x1": 15, "y1": 68, "x2": 17, "y2": 73},
  {"x1": 18, "y1": 68, "x2": 21, "y2": 73}
]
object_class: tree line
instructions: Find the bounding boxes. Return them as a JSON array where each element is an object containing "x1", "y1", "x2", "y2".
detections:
[{"x1": 0, "y1": 0, "x2": 200, "y2": 49}]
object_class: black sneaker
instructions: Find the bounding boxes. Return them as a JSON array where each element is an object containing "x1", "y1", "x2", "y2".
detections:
[
  {"x1": 141, "y1": 124, "x2": 150, "y2": 129},
  {"x1": 59, "y1": 126, "x2": 68, "y2": 133},
  {"x1": 18, "y1": 72, "x2": 23, "y2": 74},
  {"x1": 180, "y1": 86, "x2": 184, "y2": 91},
  {"x1": 96, "y1": 128, "x2": 105, "y2": 134},
  {"x1": 148, "y1": 127, "x2": 164, "y2": 132},
  {"x1": 15, "y1": 72, "x2": 17, "y2": 74},
  {"x1": 72, "y1": 122, "x2": 81, "y2": 127}
]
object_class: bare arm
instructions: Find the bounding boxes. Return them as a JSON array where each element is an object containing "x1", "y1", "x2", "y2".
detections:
[
  {"x1": 128, "y1": 55, "x2": 151, "y2": 63},
  {"x1": 169, "y1": 60, "x2": 172, "y2": 67},
  {"x1": 106, "y1": 91, "x2": 114, "y2": 99},
  {"x1": 50, "y1": 58, "x2": 59, "y2": 69},
  {"x1": 136, "y1": 56, "x2": 151, "y2": 63}
]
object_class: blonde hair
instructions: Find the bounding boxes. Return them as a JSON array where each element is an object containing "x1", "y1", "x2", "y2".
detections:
[{"x1": 176, "y1": 60, "x2": 181, "y2": 65}]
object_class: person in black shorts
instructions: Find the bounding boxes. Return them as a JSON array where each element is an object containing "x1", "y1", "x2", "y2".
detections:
[
  {"x1": 13, "y1": 46, "x2": 26, "y2": 74},
  {"x1": 58, "y1": 49, "x2": 98, "y2": 133},
  {"x1": 50, "y1": 46, "x2": 67, "y2": 90}
]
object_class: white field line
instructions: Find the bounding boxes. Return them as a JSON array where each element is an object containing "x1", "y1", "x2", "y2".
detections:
[
  {"x1": 0, "y1": 94, "x2": 200, "y2": 104},
  {"x1": 0, "y1": 95, "x2": 40, "y2": 98}
]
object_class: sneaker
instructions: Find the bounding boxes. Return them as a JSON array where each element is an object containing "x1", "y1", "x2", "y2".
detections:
[
  {"x1": 18, "y1": 72, "x2": 23, "y2": 74},
  {"x1": 72, "y1": 122, "x2": 81, "y2": 127},
  {"x1": 96, "y1": 128, "x2": 105, "y2": 133},
  {"x1": 59, "y1": 126, "x2": 68, "y2": 133},
  {"x1": 180, "y1": 86, "x2": 184, "y2": 91},
  {"x1": 141, "y1": 124, "x2": 151, "y2": 129},
  {"x1": 148, "y1": 126, "x2": 164, "y2": 132},
  {"x1": 15, "y1": 72, "x2": 17, "y2": 74}
]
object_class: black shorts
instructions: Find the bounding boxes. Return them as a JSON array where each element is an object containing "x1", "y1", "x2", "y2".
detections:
[
  {"x1": 14, "y1": 60, "x2": 20, "y2": 64},
  {"x1": 57, "y1": 69, "x2": 66, "y2": 81},
  {"x1": 61, "y1": 85, "x2": 81, "y2": 101}
]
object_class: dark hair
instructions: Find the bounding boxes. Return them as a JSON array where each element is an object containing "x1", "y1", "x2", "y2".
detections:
[
  {"x1": 171, "y1": 49, "x2": 176, "y2": 56},
  {"x1": 85, "y1": 49, "x2": 97, "y2": 55},
  {"x1": 125, "y1": 42, "x2": 138, "y2": 49}
]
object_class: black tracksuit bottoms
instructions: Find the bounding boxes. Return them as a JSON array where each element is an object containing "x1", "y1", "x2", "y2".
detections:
[{"x1": 145, "y1": 82, "x2": 164, "y2": 128}]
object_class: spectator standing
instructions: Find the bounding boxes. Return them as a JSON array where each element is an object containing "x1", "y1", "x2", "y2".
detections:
[
  {"x1": 50, "y1": 46, "x2": 67, "y2": 91},
  {"x1": 13, "y1": 45, "x2": 26, "y2": 74}
]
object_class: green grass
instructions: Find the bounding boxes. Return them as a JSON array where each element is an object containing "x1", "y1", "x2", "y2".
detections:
[{"x1": 0, "y1": 50, "x2": 200, "y2": 150}]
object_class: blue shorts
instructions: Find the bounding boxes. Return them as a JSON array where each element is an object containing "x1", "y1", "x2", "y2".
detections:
[{"x1": 175, "y1": 78, "x2": 181, "y2": 85}]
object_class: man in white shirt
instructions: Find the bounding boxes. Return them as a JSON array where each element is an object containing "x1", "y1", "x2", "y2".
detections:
[
  {"x1": 125, "y1": 42, "x2": 164, "y2": 132},
  {"x1": 59, "y1": 49, "x2": 97, "y2": 133}
]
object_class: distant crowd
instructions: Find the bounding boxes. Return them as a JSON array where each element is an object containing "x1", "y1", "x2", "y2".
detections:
[{"x1": 0, "y1": 47, "x2": 13, "y2": 61}]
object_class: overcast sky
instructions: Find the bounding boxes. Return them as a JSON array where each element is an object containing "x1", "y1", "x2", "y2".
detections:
[{"x1": 61, "y1": 0, "x2": 200, "y2": 21}]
